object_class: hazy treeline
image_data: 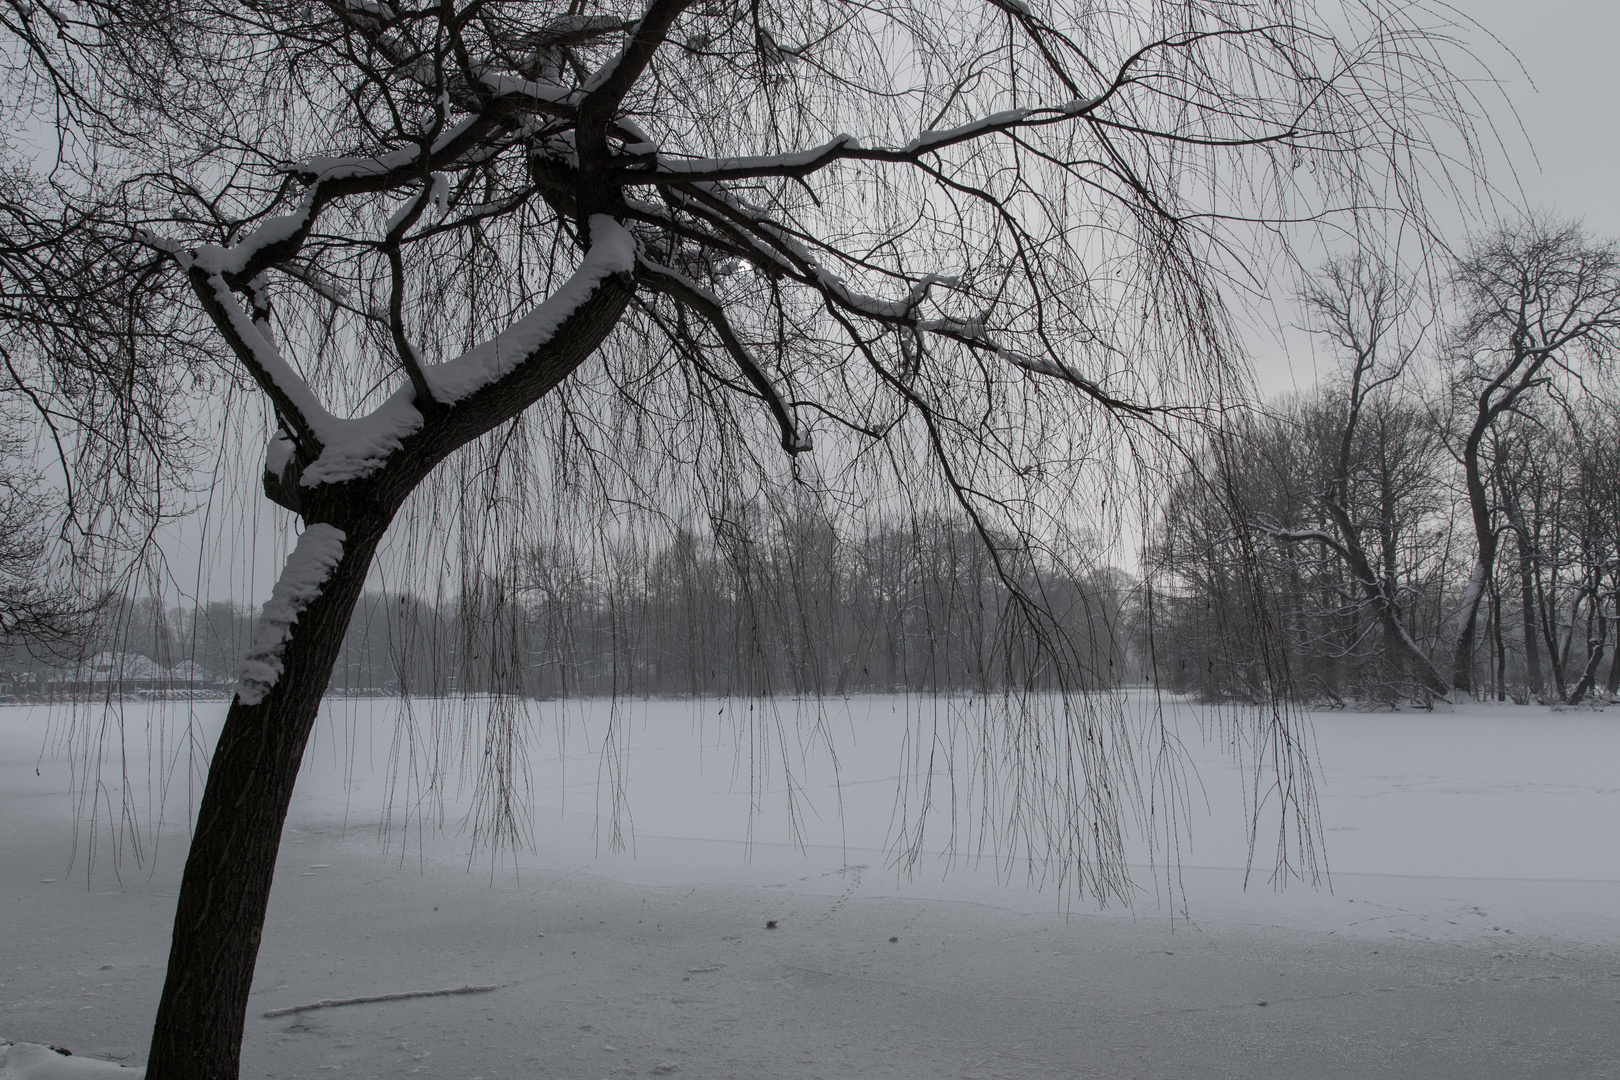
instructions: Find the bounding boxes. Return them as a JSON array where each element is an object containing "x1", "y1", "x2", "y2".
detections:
[
  {"x1": 371, "y1": 515, "x2": 1134, "y2": 697},
  {"x1": 2, "y1": 513, "x2": 1137, "y2": 700}
]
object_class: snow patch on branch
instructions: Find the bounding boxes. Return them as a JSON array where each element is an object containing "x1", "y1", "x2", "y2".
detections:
[
  {"x1": 195, "y1": 270, "x2": 337, "y2": 431},
  {"x1": 301, "y1": 386, "x2": 425, "y2": 486},
  {"x1": 382, "y1": 173, "x2": 450, "y2": 236},
  {"x1": 649, "y1": 134, "x2": 861, "y2": 175},
  {"x1": 581, "y1": 19, "x2": 637, "y2": 94},
  {"x1": 189, "y1": 191, "x2": 317, "y2": 277},
  {"x1": 344, "y1": 0, "x2": 395, "y2": 18},
  {"x1": 477, "y1": 70, "x2": 575, "y2": 105},
  {"x1": 235, "y1": 525, "x2": 347, "y2": 706},
  {"x1": 422, "y1": 215, "x2": 635, "y2": 402},
  {"x1": 906, "y1": 109, "x2": 1031, "y2": 153},
  {"x1": 133, "y1": 227, "x2": 185, "y2": 256},
  {"x1": 266, "y1": 428, "x2": 295, "y2": 476},
  {"x1": 384, "y1": 189, "x2": 426, "y2": 234},
  {"x1": 200, "y1": 269, "x2": 426, "y2": 487},
  {"x1": 194, "y1": 203, "x2": 630, "y2": 493},
  {"x1": 300, "y1": 117, "x2": 481, "y2": 182}
]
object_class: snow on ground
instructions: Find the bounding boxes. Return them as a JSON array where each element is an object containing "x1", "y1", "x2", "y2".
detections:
[
  {"x1": 0, "y1": 1041, "x2": 136, "y2": 1077},
  {"x1": 3, "y1": 694, "x2": 1620, "y2": 1078}
]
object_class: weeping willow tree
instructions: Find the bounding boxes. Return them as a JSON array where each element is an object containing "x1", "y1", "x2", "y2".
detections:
[{"x1": 0, "y1": 0, "x2": 1506, "y2": 1074}]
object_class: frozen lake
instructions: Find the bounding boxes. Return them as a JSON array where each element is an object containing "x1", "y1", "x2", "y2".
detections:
[{"x1": 4, "y1": 693, "x2": 1620, "y2": 1077}]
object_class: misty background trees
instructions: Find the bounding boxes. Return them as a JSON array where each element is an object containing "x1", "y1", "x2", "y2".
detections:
[
  {"x1": 1153, "y1": 218, "x2": 1620, "y2": 707},
  {"x1": 2, "y1": 509, "x2": 1136, "y2": 699}
]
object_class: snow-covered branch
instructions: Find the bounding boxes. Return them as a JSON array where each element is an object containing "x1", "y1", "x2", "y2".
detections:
[
  {"x1": 1264, "y1": 523, "x2": 1352, "y2": 563},
  {"x1": 184, "y1": 264, "x2": 336, "y2": 453},
  {"x1": 421, "y1": 215, "x2": 635, "y2": 402},
  {"x1": 615, "y1": 98, "x2": 1099, "y2": 184}
]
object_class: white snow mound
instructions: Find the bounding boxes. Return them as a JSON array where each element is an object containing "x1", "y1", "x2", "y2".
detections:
[{"x1": 0, "y1": 1043, "x2": 141, "y2": 1079}]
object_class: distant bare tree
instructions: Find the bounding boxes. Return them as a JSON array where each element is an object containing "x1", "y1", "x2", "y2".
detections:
[
  {"x1": 1441, "y1": 218, "x2": 1620, "y2": 695},
  {"x1": 1268, "y1": 255, "x2": 1451, "y2": 699},
  {"x1": 1153, "y1": 376, "x2": 1452, "y2": 707}
]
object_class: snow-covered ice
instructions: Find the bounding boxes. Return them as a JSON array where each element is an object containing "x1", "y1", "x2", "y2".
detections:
[{"x1": 3, "y1": 694, "x2": 1619, "y2": 1077}]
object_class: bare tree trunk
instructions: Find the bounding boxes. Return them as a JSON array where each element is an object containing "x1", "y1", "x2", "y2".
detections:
[
  {"x1": 1557, "y1": 591, "x2": 1582, "y2": 686},
  {"x1": 1517, "y1": 534, "x2": 1543, "y2": 700},
  {"x1": 1489, "y1": 578, "x2": 1506, "y2": 701},
  {"x1": 1606, "y1": 631, "x2": 1620, "y2": 696},
  {"x1": 146, "y1": 517, "x2": 385, "y2": 1080},
  {"x1": 1449, "y1": 413, "x2": 1493, "y2": 697},
  {"x1": 1536, "y1": 578, "x2": 1574, "y2": 703},
  {"x1": 1453, "y1": 557, "x2": 1493, "y2": 696},
  {"x1": 1568, "y1": 601, "x2": 1607, "y2": 706}
]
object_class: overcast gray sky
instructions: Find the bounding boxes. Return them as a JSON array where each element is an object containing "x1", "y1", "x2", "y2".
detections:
[
  {"x1": 1462, "y1": 0, "x2": 1620, "y2": 237},
  {"x1": 1251, "y1": 0, "x2": 1620, "y2": 394}
]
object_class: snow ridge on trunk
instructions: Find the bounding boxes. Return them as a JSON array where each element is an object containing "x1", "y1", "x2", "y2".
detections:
[{"x1": 234, "y1": 525, "x2": 348, "y2": 705}]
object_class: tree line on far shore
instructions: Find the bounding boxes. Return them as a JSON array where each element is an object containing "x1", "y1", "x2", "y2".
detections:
[{"x1": 1, "y1": 513, "x2": 1136, "y2": 700}]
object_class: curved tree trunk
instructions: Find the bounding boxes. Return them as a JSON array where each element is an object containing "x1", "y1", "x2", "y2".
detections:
[
  {"x1": 1567, "y1": 600, "x2": 1606, "y2": 706},
  {"x1": 141, "y1": 262, "x2": 633, "y2": 1080},
  {"x1": 1451, "y1": 427, "x2": 1499, "y2": 697},
  {"x1": 145, "y1": 516, "x2": 386, "y2": 1080},
  {"x1": 1319, "y1": 501, "x2": 1452, "y2": 699}
]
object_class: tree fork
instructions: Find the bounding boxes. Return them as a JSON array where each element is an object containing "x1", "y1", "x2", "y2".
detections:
[
  {"x1": 143, "y1": 259, "x2": 635, "y2": 1079},
  {"x1": 145, "y1": 516, "x2": 387, "y2": 1080}
]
